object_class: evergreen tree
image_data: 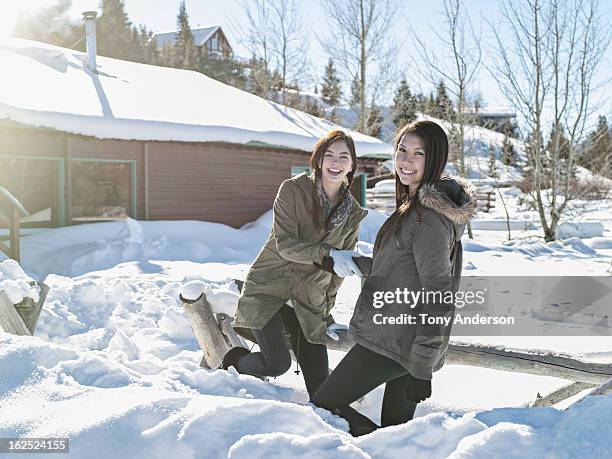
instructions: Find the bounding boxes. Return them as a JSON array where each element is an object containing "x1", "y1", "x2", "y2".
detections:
[
  {"x1": 434, "y1": 81, "x2": 454, "y2": 120},
  {"x1": 501, "y1": 134, "x2": 517, "y2": 166},
  {"x1": 427, "y1": 92, "x2": 436, "y2": 115},
  {"x1": 98, "y1": 0, "x2": 136, "y2": 60},
  {"x1": 173, "y1": 1, "x2": 200, "y2": 70},
  {"x1": 303, "y1": 98, "x2": 323, "y2": 117},
  {"x1": 144, "y1": 28, "x2": 160, "y2": 65},
  {"x1": 200, "y1": 53, "x2": 247, "y2": 89},
  {"x1": 245, "y1": 56, "x2": 273, "y2": 98},
  {"x1": 488, "y1": 145, "x2": 498, "y2": 178},
  {"x1": 349, "y1": 75, "x2": 360, "y2": 110},
  {"x1": 546, "y1": 123, "x2": 571, "y2": 160},
  {"x1": 580, "y1": 115, "x2": 611, "y2": 177},
  {"x1": 392, "y1": 78, "x2": 417, "y2": 128},
  {"x1": 321, "y1": 58, "x2": 342, "y2": 105},
  {"x1": 366, "y1": 105, "x2": 384, "y2": 139},
  {"x1": 328, "y1": 107, "x2": 341, "y2": 124}
]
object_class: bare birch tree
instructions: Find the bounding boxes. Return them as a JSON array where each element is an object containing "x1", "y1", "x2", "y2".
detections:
[
  {"x1": 489, "y1": 0, "x2": 610, "y2": 241},
  {"x1": 268, "y1": 0, "x2": 310, "y2": 104},
  {"x1": 320, "y1": 0, "x2": 400, "y2": 133},
  {"x1": 411, "y1": 0, "x2": 482, "y2": 178},
  {"x1": 235, "y1": 0, "x2": 309, "y2": 102},
  {"x1": 410, "y1": 0, "x2": 481, "y2": 239}
]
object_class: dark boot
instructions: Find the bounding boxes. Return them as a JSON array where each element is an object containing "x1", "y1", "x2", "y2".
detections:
[{"x1": 219, "y1": 346, "x2": 251, "y2": 371}]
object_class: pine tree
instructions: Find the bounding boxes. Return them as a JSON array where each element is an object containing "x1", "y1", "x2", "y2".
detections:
[
  {"x1": 303, "y1": 98, "x2": 323, "y2": 117},
  {"x1": 366, "y1": 105, "x2": 384, "y2": 139},
  {"x1": 144, "y1": 28, "x2": 160, "y2": 65},
  {"x1": 201, "y1": 53, "x2": 247, "y2": 89},
  {"x1": 246, "y1": 56, "x2": 273, "y2": 98},
  {"x1": 173, "y1": 1, "x2": 200, "y2": 70},
  {"x1": 349, "y1": 75, "x2": 360, "y2": 111},
  {"x1": 488, "y1": 145, "x2": 498, "y2": 178},
  {"x1": 321, "y1": 58, "x2": 342, "y2": 106},
  {"x1": 580, "y1": 115, "x2": 611, "y2": 177},
  {"x1": 546, "y1": 123, "x2": 571, "y2": 160},
  {"x1": 98, "y1": 0, "x2": 135, "y2": 60},
  {"x1": 434, "y1": 81, "x2": 454, "y2": 120},
  {"x1": 392, "y1": 79, "x2": 417, "y2": 128},
  {"x1": 427, "y1": 92, "x2": 436, "y2": 115},
  {"x1": 501, "y1": 134, "x2": 517, "y2": 166}
]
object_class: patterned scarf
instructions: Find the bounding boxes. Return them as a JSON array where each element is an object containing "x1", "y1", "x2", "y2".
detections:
[{"x1": 313, "y1": 174, "x2": 353, "y2": 232}]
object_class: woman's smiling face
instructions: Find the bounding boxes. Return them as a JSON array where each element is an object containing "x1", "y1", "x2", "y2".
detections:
[
  {"x1": 395, "y1": 134, "x2": 426, "y2": 189},
  {"x1": 321, "y1": 140, "x2": 353, "y2": 184}
]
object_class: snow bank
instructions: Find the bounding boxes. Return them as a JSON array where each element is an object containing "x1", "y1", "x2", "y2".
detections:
[
  {"x1": 1, "y1": 198, "x2": 611, "y2": 457},
  {"x1": 556, "y1": 222, "x2": 604, "y2": 239},
  {"x1": 1, "y1": 332, "x2": 611, "y2": 458}
]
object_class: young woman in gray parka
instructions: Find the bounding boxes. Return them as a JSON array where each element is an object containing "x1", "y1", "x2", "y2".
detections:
[
  {"x1": 222, "y1": 130, "x2": 368, "y2": 398},
  {"x1": 312, "y1": 120, "x2": 478, "y2": 436}
]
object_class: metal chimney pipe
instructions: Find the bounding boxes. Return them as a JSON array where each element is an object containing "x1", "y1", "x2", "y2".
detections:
[{"x1": 83, "y1": 11, "x2": 98, "y2": 71}]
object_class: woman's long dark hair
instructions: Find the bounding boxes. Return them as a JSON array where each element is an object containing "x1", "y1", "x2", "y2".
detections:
[
  {"x1": 394, "y1": 120, "x2": 449, "y2": 214},
  {"x1": 308, "y1": 129, "x2": 358, "y2": 230}
]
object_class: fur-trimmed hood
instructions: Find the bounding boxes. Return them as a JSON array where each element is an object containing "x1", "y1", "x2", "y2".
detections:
[{"x1": 418, "y1": 175, "x2": 478, "y2": 225}]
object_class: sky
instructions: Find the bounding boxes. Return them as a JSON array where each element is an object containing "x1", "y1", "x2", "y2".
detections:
[{"x1": 2, "y1": 0, "x2": 611, "y2": 127}]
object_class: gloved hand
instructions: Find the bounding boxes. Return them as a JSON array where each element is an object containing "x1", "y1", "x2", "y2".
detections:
[
  {"x1": 329, "y1": 249, "x2": 363, "y2": 277},
  {"x1": 405, "y1": 373, "x2": 432, "y2": 402},
  {"x1": 326, "y1": 322, "x2": 349, "y2": 340}
]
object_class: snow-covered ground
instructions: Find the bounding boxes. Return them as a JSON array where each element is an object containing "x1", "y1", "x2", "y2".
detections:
[{"x1": 1, "y1": 192, "x2": 611, "y2": 457}]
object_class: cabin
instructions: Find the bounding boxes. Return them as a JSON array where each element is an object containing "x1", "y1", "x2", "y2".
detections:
[
  {"x1": 151, "y1": 26, "x2": 233, "y2": 59},
  {"x1": 0, "y1": 34, "x2": 391, "y2": 230}
]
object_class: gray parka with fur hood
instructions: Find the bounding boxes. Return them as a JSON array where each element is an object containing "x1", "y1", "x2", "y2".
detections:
[{"x1": 348, "y1": 176, "x2": 477, "y2": 380}]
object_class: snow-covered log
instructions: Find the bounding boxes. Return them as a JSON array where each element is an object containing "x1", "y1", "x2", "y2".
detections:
[
  {"x1": 0, "y1": 290, "x2": 30, "y2": 335},
  {"x1": 531, "y1": 382, "x2": 595, "y2": 407},
  {"x1": 589, "y1": 377, "x2": 612, "y2": 396},
  {"x1": 326, "y1": 337, "x2": 612, "y2": 385},
  {"x1": 13, "y1": 282, "x2": 49, "y2": 334},
  {"x1": 0, "y1": 281, "x2": 48, "y2": 336},
  {"x1": 180, "y1": 292, "x2": 232, "y2": 369},
  {"x1": 217, "y1": 313, "x2": 248, "y2": 349},
  {"x1": 231, "y1": 279, "x2": 612, "y2": 385}
]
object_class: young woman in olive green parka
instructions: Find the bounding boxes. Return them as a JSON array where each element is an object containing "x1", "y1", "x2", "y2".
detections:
[{"x1": 223, "y1": 130, "x2": 368, "y2": 398}]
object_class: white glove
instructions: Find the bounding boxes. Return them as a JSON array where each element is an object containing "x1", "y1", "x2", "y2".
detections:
[
  {"x1": 326, "y1": 322, "x2": 349, "y2": 340},
  {"x1": 330, "y1": 249, "x2": 363, "y2": 277}
]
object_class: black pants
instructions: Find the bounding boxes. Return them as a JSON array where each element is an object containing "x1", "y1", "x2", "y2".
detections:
[
  {"x1": 311, "y1": 343, "x2": 418, "y2": 436},
  {"x1": 235, "y1": 305, "x2": 329, "y2": 398}
]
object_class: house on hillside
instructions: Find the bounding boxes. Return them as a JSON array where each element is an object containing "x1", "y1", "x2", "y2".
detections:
[
  {"x1": 477, "y1": 109, "x2": 518, "y2": 135},
  {"x1": 151, "y1": 26, "x2": 233, "y2": 59},
  {"x1": 0, "y1": 35, "x2": 391, "y2": 230}
]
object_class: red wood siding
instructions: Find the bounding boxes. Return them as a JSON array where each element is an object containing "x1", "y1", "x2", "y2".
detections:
[
  {"x1": 0, "y1": 124, "x2": 382, "y2": 228},
  {"x1": 0, "y1": 126, "x2": 66, "y2": 157},
  {"x1": 146, "y1": 142, "x2": 312, "y2": 227}
]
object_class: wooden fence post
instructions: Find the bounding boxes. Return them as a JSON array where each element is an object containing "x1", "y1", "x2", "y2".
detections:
[
  {"x1": 180, "y1": 293, "x2": 235, "y2": 369},
  {"x1": 0, "y1": 282, "x2": 49, "y2": 336},
  {"x1": 11, "y1": 206, "x2": 20, "y2": 262},
  {"x1": 0, "y1": 291, "x2": 31, "y2": 335}
]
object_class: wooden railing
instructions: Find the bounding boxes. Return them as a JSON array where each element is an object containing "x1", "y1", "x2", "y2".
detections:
[
  {"x1": 180, "y1": 279, "x2": 612, "y2": 408},
  {"x1": 0, "y1": 186, "x2": 29, "y2": 262}
]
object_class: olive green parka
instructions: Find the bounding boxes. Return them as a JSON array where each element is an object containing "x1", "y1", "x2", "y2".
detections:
[
  {"x1": 233, "y1": 173, "x2": 368, "y2": 344},
  {"x1": 348, "y1": 176, "x2": 477, "y2": 380}
]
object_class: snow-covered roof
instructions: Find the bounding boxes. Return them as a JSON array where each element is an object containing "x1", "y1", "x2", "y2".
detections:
[
  {"x1": 151, "y1": 26, "x2": 222, "y2": 49},
  {"x1": 0, "y1": 38, "x2": 392, "y2": 158}
]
